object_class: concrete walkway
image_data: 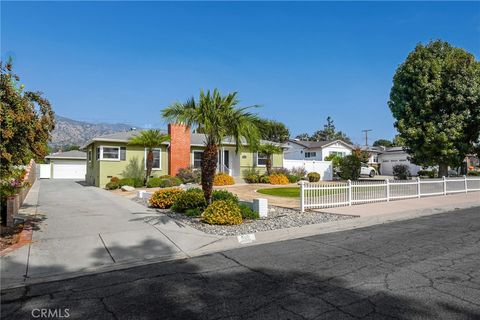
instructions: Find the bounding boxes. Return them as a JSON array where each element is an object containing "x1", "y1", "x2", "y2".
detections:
[{"x1": 1, "y1": 180, "x2": 220, "y2": 288}]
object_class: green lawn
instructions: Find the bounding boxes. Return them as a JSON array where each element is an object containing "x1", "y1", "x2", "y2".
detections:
[{"x1": 257, "y1": 187, "x2": 301, "y2": 197}]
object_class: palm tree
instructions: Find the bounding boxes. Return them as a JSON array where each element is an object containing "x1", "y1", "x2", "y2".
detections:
[
  {"x1": 257, "y1": 143, "x2": 283, "y2": 175},
  {"x1": 162, "y1": 89, "x2": 260, "y2": 203},
  {"x1": 128, "y1": 130, "x2": 170, "y2": 185}
]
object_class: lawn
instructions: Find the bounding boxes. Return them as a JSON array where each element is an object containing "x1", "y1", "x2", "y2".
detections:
[{"x1": 257, "y1": 187, "x2": 301, "y2": 197}]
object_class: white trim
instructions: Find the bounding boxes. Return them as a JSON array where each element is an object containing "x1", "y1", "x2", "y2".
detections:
[
  {"x1": 256, "y1": 152, "x2": 267, "y2": 167},
  {"x1": 144, "y1": 148, "x2": 162, "y2": 170},
  {"x1": 99, "y1": 146, "x2": 121, "y2": 161}
]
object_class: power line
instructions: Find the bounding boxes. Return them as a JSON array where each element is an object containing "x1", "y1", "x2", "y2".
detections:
[{"x1": 361, "y1": 129, "x2": 372, "y2": 147}]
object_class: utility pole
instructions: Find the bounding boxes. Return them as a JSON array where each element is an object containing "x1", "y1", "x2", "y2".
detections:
[{"x1": 362, "y1": 129, "x2": 372, "y2": 147}]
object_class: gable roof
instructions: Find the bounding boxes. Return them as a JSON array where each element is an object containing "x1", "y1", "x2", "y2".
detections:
[
  {"x1": 287, "y1": 139, "x2": 354, "y2": 150},
  {"x1": 45, "y1": 150, "x2": 87, "y2": 160}
]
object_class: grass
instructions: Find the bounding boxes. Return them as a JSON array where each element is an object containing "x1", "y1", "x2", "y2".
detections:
[{"x1": 257, "y1": 187, "x2": 301, "y2": 197}]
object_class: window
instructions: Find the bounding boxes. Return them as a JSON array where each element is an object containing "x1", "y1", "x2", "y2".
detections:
[
  {"x1": 257, "y1": 153, "x2": 268, "y2": 166},
  {"x1": 101, "y1": 147, "x2": 120, "y2": 160},
  {"x1": 305, "y1": 152, "x2": 317, "y2": 158},
  {"x1": 88, "y1": 150, "x2": 92, "y2": 162},
  {"x1": 193, "y1": 151, "x2": 203, "y2": 169},
  {"x1": 145, "y1": 148, "x2": 161, "y2": 170},
  {"x1": 373, "y1": 155, "x2": 379, "y2": 163},
  {"x1": 329, "y1": 151, "x2": 346, "y2": 158}
]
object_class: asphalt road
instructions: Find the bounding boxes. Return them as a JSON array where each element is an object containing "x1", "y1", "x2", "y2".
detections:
[{"x1": 2, "y1": 207, "x2": 480, "y2": 320}]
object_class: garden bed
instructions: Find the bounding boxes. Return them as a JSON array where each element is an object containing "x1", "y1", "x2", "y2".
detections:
[
  {"x1": 133, "y1": 196, "x2": 355, "y2": 236},
  {"x1": 0, "y1": 224, "x2": 24, "y2": 251}
]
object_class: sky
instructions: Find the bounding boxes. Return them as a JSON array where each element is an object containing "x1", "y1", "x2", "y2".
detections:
[{"x1": 2, "y1": 1, "x2": 479, "y2": 145}]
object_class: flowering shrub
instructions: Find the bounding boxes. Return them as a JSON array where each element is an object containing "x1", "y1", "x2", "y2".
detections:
[
  {"x1": 171, "y1": 188, "x2": 206, "y2": 213},
  {"x1": 0, "y1": 168, "x2": 28, "y2": 199},
  {"x1": 202, "y1": 200, "x2": 243, "y2": 225},
  {"x1": 176, "y1": 167, "x2": 201, "y2": 184},
  {"x1": 110, "y1": 176, "x2": 120, "y2": 183},
  {"x1": 213, "y1": 173, "x2": 235, "y2": 186},
  {"x1": 149, "y1": 188, "x2": 184, "y2": 209},
  {"x1": 259, "y1": 175, "x2": 270, "y2": 184},
  {"x1": 269, "y1": 174, "x2": 289, "y2": 185}
]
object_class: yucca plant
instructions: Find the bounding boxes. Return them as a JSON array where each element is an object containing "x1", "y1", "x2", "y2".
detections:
[
  {"x1": 162, "y1": 89, "x2": 260, "y2": 203},
  {"x1": 128, "y1": 130, "x2": 170, "y2": 185},
  {"x1": 257, "y1": 143, "x2": 283, "y2": 175}
]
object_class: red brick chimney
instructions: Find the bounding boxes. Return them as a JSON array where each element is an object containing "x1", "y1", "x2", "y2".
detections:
[{"x1": 168, "y1": 123, "x2": 191, "y2": 176}]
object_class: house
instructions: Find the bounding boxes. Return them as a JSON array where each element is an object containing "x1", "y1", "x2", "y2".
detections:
[
  {"x1": 377, "y1": 147, "x2": 423, "y2": 176},
  {"x1": 42, "y1": 150, "x2": 87, "y2": 179},
  {"x1": 83, "y1": 124, "x2": 284, "y2": 187},
  {"x1": 284, "y1": 139, "x2": 354, "y2": 161}
]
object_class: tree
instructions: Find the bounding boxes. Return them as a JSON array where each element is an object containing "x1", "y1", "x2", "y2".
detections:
[
  {"x1": 257, "y1": 143, "x2": 283, "y2": 175},
  {"x1": 128, "y1": 130, "x2": 170, "y2": 185},
  {"x1": 295, "y1": 133, "x2": 310, "y2": 141},
  {"x1": 389, "y1": 40, "x2": 480, "y2": 177},
  {"x1": 309, "y1": 117, "x2": 352, "y2": 143},
  {"x1": 373, "y1": 139, "x2": 393, "y2": 148},
  {"x1": 162, "y1": 89, "x2": 260, "y2": 203},
  {"x1": 0, "y1": 61, "x2": 55, "y2": 175},
  {"x1": 353, "y1": 147, "x2": 371, "y2": 164},
  {"x1": 256, "y1": 119, "x2": 290, "y2": 143},
  {"x1": 339, "y1": 154, "x2": 361, "y2": 180}
]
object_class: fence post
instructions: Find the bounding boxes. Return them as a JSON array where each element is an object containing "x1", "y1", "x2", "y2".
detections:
[
  {"x1": 417, "y1": 177, "x2": 421, "y2": 198},
  {"x1": 385, "y1": 179, "x2": 390, "y2": 202},
  {"x1": 443, "y1": 176, "x2": 447, "y2": 195},
  {"x1": 347, "y1": 180, "x2": 352, "y2": 206},
  {"x1": 300, "y1": 180, "x2": 305, "y2": 213},
  {"x1": 464, "y1": 175, "x2": 468, "y2": 193}
]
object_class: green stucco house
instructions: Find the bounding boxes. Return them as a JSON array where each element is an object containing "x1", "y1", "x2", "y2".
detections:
[{"x1": 83, "y1": 124, "x2": 284, "y2": 188}]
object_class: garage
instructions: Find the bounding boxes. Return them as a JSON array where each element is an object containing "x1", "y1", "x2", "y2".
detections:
[{"x1": 44, "y1": 150, "x2": 87, "y2": 180}]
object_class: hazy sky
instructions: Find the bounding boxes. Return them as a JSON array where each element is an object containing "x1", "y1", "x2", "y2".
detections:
[{"x1": 2, "y1": 1, "x2": 479, "y2": 145}]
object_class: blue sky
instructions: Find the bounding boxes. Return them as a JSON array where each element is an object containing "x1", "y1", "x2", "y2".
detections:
[{"x1": 2, "y1": 1, "x2": 479, "y2": 145}]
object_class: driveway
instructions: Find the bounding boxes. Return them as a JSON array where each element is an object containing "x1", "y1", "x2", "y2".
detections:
[
  {"x1": 2, "y1": 207, "x2": 479, "y2": 319},
  {"x1": 1, "y1": 180, "x2": 220, "y2": 287}
]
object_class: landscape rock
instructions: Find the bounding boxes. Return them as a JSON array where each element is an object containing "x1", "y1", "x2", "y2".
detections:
[{"x1": 121, "y1": 185, "x2": 135, "y2": 192}]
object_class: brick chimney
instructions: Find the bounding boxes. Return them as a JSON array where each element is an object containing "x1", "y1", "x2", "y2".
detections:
[{"x1": 168, "y1": 123, "x2": 191, "y2": 176}]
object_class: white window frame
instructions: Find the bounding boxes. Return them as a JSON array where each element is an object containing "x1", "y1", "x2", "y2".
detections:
[
  {"x1": 256, "y1": 152, "x2": 268, "y2": 167},
  {"x1": 99, "y1": 146, "x2": 121, "y2": 161},
  {"x1": 329, "y1": 151, "x2": 346, "y2": 158},
  {"x1": 145, "y1": 148, "x2": 162, "y2": 170},
  {"x1": 192, "y1": 150, "x2": 203, "y2": 169},
  {"x1": 305, "y1": 151, "x2": 317, "y2": 158}
]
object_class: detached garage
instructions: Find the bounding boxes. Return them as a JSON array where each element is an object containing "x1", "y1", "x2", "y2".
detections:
[{"x1": 42, "y1": 150, "x2": 87, "y2": 180}]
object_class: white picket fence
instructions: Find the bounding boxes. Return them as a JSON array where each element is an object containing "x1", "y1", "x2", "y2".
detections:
[
  {"x1": 283, "y1": 159, "x2": 333, "y2": 180},
  {"x1": 300, "y1": 176, "x2": 480, "y2": 212}
]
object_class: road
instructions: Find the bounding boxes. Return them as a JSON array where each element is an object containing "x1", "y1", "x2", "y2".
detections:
[{"x1": 2, "y1": 207, "x2": 480, "y2": 319}]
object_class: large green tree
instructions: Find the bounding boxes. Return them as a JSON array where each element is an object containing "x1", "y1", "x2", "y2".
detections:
[
  {"x1": 162, "y1": 89, "x2": 260, "y2": 203},
  {"x1": 310, "y1": 117, "x2": 352, "y2": 143},
  {"x1": 128, "y1": 130, "x2": 170, "y2": 185},
  {"x1": 373, "y1": 139, "x2": 393, "y2": 148},
  {"x1": 389, "y1": 40, "x2": 480, "y2": 177},
  {"x1": 0, "y1": 61, "x2": 55, "y2": 176},
  {"x1": 256, "y1": 119, "x2": 290, "y2": 143}
]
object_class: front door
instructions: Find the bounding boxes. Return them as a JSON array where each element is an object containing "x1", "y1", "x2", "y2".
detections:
[{"x1": 217, "y1": 149, "x2": 230, "y2": 173}]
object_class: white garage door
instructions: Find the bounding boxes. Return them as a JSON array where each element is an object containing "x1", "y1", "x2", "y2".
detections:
[{"x1": 52, "y1": 161, "x2": 86, "y2": 179}]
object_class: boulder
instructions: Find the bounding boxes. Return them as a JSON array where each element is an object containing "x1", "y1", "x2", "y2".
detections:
[{"x1": 121, "y1": 185, "x2": 135, "y2": 192}]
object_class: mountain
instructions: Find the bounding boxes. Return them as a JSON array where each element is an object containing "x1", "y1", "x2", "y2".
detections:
[{"x1": 50, "y1": 116, "x2": 138, "y2": 148}]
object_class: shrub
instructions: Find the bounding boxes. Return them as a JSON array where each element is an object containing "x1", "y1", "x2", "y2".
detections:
[
  {"x1": 467, "y1": 170, "x2": 480, "y2": 176},
  {"x1": 105, "y1": 181, "x2": 120, "y2": 190},
  {"x1": 307, "y1": 172, "x2": 321, "y2": 182},
  {"x1": 146, "y1": 177, "x2": 163, "y2": 188},
  {"x1": 185, "y1": 207, "x2": 203, "y2": 217},
  {"x1": 212, "y1": 190, "x2": 239, "y2": 204},
  {"x1": 110, "y1": 177, "x2": 120, "y2": 183},
  {"x1": 118, "y1": 178, "x2": 135, "y2": 187},
  {"x1": 146, "y1": 176, "x2": 183, "y2": 188},
  {"x1": 213, "y1": 173, "x2": 235, "y2": 186},
  {"x1": 202, "y1": 200, "x2": 242, "y2": 225},
  {"x1": 417, "y1": 170, "x2": 436, "y2": 178},
  {"x1": 339, "y1": 155, "x2": 361, "y2": 180},
  {"x1": 269, "y1": 174, "x2": 289, "y2": 185},
  {"x1": 393, "y1": 164, "x2": 411, "y2": 180},
  {"x1": 171, "y1": 188, "x2": 207, "y2": 213},
  {"x1": 176, "y1": 167, "x2": 201, "y2": 184},
  {"x1": 289, "y1": 166, "x2": 307, "y2": 180},
  {"x1": 244, "y1": 174, "x2": 260, "y2": 183},
  {"x1": 149, "y1": 188, "x2": 184, "y2": 209},
  {"x1": 259, "y1": 175, "x2": 270, "y2": 184},
  {"x1": 270, "y1": 168, "x2": 290, "y2": 176},
  {"x1": 239, "y1": 203, "x2": 259, "y2": 220},
  {"x1": 286, "y1": 174, "x2": 300, "y2": 183}
]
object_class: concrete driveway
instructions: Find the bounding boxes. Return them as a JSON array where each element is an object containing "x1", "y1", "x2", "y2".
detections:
[{"x1": 1, "y1": 180, "x2": 220, "y2": 287}]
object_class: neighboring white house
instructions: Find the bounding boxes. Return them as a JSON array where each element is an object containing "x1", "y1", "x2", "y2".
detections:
[
  {"x1": 284, "y1": 140, "x2": 354, "y2": 161},
  {"x1": 378, "y1": 147, "x2": 423, "y2": 176},
  {"x1": 42, "y1": 150, "x2": 87, "y2": 179}
]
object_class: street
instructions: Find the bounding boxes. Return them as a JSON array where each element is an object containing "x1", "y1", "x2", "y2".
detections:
[{"x1": 2, "y1": 206, "x2": 480, "y2": 319}]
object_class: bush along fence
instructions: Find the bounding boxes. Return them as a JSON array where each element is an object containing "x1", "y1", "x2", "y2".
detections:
[
  {"x1": 2, "y1": 160, "x2": 37, "y2": 227},
  {"x1": 300, "y1": 176, "x2": 480, "y2": 212}
]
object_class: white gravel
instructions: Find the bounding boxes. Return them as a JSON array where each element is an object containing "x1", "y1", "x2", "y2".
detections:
[{"x1": 132, "y1": 196, "x2": 356, "y2": 236}]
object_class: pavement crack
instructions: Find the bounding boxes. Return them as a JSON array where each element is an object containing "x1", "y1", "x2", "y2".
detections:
[{"x1": 98, "y1": 234, "x2": 116, "y2": 263}]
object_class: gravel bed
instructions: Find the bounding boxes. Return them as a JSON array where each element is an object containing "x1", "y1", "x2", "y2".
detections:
[{"x1": 132, "y1": 196, "x2": 356, "y2": 236}]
